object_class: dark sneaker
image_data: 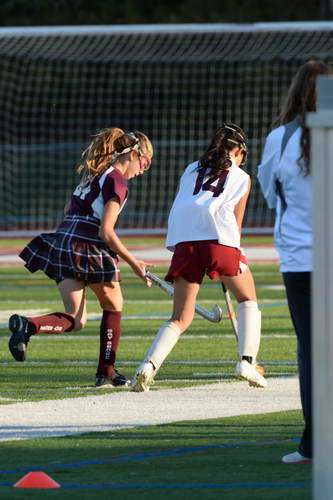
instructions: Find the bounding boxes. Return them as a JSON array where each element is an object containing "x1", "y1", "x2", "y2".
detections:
[
  {"x1": 8, "y1": 314, "x2": 30, "y2": 362},
  {"x1": 95, "y1": 370, "x2": 130, "y2": 388}
]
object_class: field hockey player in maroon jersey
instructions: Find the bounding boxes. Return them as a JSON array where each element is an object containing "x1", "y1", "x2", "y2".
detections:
[{"x1": 8, "y1": 128, "x2": 154, "y2": 387}]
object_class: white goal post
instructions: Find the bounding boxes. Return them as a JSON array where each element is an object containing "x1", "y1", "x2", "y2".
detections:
[
  {"x1": 308, "y1": 76, "x2": 333, "y2": 500},
  {"x1": 1, "y1": 22, "x2": 333, "y2": 236}
]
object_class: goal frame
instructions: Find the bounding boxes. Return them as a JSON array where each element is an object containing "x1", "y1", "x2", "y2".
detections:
[{"x1": 1, "y1": 22, "x2": 333, "y2": 237}]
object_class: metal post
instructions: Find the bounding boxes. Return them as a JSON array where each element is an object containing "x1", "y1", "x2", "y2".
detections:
[
  {"x1": 320, "y1": 0, "x2": 333, "y2": 20},
  {"x1": 307, "y1": 75, "x2": 333, "y2": 500}
]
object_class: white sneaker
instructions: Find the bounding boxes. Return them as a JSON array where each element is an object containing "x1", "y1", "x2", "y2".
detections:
[
  {"x1": 131, "y1": 361, "x2": 155, "y2": 392},
  {"x1": 282, "y1": 451, "x2": 312, "y2": 464},
  {"x1": 236, "y1": 360, "x2": 267, "y2": 388}
]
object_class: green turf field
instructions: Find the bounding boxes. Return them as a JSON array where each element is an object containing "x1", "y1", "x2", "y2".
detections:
[
  {"x1": 0, "y1": 240, "x2": 311, "y2": 498},
  {"x1": 0, "y1": 234, "x2": 275, "y2": 248},
  {"x1": 0, "y1": 263, "x2": 295, "y2": 401},
  {"x1": 0, "y1": 411, "x2": 310, "y2": 499}
]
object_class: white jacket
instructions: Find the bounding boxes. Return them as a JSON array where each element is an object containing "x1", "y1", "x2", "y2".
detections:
[{"x1": 257, "y1": 121, "x2": 312, "y2": 272}]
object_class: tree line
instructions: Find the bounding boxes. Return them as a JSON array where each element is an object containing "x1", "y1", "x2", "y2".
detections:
[{"x1": 0, "y1": 0, "x2": 329, "y2": 27}]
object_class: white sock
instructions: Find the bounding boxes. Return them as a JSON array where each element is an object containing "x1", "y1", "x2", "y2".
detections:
[
  {"x1": 237, "y1": 301, "x2": 261, "y2": 361},
  {"x1": 145, "y1": 321, "x2": 181, "y2": 372}
]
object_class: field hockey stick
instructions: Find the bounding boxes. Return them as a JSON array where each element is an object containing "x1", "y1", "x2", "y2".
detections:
[
  {"x1": 221, "y1": 283, "x2": 238, "y2": 340},
  {"x1": 146, "y1": 271, "x2": 222, "y2": 323},
  {"x1": 221, "y1": 282, "x2": 265, "y2": 374}
]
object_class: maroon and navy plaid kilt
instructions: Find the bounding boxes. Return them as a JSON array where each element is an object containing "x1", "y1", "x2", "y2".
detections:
[{"x1": 19, "y1": 215, "x2": 121, "y2": 284}]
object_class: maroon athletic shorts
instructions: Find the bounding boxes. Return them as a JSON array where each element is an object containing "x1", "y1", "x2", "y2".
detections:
[{"x1": 165, "y1": 240, "x2": 248, "y2": 284}]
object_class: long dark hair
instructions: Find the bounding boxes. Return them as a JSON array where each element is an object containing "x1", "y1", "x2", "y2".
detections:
[
  {"x1": 279, "y1": 60, "x2": 331, "y2": 175},
  {"x1": 197, "y1": 123, "x2": 248, "y2": 178}
]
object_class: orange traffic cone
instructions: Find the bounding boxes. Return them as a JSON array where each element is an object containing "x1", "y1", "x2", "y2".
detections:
[{"x1": 14, "y1": 471, "x2": 61, "y2": 488}]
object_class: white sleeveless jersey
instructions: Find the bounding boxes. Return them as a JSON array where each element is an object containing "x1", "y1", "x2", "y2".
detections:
[{"x1": 166, "y1": 159, "x2": 250, "y2": 251}]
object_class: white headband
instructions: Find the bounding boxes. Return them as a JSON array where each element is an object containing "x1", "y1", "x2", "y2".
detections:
[
  {"x1": 227, "y1": 137, "x2": 248, "y2": 152},
  {"x1": 111, "y1": 133, "x2": 140, "y2": 161}
]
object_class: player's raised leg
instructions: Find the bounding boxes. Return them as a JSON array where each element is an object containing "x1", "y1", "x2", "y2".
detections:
[
  {"x1": 8, "y1": 279, "x2": 86, "y2": 362},
  {"x1": 132, "y1": 277, "x2": 200, "y2": 392}
]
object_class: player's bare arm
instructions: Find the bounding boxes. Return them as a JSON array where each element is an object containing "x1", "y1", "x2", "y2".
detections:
[
  {"x1": 100, "y1": 198, "x2": 153, "y2": 284},
  {"x1": 234, "y1": 177, "x2": 251, "y2": 232}
]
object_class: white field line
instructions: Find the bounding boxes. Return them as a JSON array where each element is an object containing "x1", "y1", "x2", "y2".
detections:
[
  {"x1": 192, "y1": 372, "x2": 293, "y2": 377},
  {"x1": 0, "y1": 376, "x2": 297, "y2": 400},
  {"x1": 0, "y1": 359, "x2": 297, "y2": 366},
  {"x1": 0, "y1": 316, "x2": 209, "y2": 327},
  {"x1": 0, "y1": 245, "x2": 279, "y2": 265},
  {"x1": 0, "y1": 300, "x2": 173, "y2": 305},
  {"x1": 0, "y1": 321, "x2": 292, "y2": 329},
  {"x1": 0, "y1": 309, "x2": 50, "y2": 323},
  {"x1": 0, "y1": 377, "x2": 300, "y2": 442},
  {"x1": 0, "y1": 333, "x2": 296, "y2": 339},
  {"x1": 0, "y1": 309, "x2": 290, "y2": 328},
  {"x1": 0, "y1": 298, "x2": 288, "y2": 304}
]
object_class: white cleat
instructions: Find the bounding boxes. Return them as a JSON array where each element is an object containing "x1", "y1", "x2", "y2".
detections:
[
  {"x1": 236, "y1": 360, "x2": 267, "y2": 388},
  {"x1": 131, "y1": 361, "x2": 155, "y2": 392},
  {"x1": 281, "y1": 451, "x2": 312, "y2": 464}
]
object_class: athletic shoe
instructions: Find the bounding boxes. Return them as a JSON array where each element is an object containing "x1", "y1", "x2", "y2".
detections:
[
  {"x1": 236, "y1": 359, "x2": 267, "y2": 388},
  {"x1": 131, "y1": 361, "x2": 155, "y2": 392},
  {"x1": 95, "y1": 370, "x2": 130, "y2": 388},
  {"x1": 8, "y1": 314, "x2": 30, "y2": 362},
  {"x1": 281, "y1": 451, "x2": 312, "y2": 464}
]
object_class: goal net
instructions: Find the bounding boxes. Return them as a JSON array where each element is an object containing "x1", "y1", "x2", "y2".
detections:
[{"x1": 1, "y1": 22, "x2": 333, "y2": 235}]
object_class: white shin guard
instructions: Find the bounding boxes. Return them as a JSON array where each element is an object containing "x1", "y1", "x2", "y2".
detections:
[
  {"x1": 145, "y1": 321, "x2": 181, "y2": 372},
  {"x1": 237, "y1": 301, "x2": 261, "y2": 361}
]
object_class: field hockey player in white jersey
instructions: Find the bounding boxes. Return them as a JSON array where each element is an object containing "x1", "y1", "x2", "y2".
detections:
[
  {"x1": 8, "y1": 128, "x2": 154, "y2": 388},
  {"x1": 132, "y1": 123, "x2": 267, "y2": 392}
]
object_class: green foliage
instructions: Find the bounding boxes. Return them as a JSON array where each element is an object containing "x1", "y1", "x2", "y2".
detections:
[{"x1": 0, "y1": 0, "x2": 325, "y2": 27}]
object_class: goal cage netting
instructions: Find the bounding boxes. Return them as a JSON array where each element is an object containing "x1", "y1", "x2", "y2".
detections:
[{"x1": 0, "y1": 22, "x2": 333, "y2": 236}]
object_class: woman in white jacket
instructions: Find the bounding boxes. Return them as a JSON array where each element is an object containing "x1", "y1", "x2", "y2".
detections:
[{"x1": 257, "y1": 60, "x2": 331, "y2": 464}]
